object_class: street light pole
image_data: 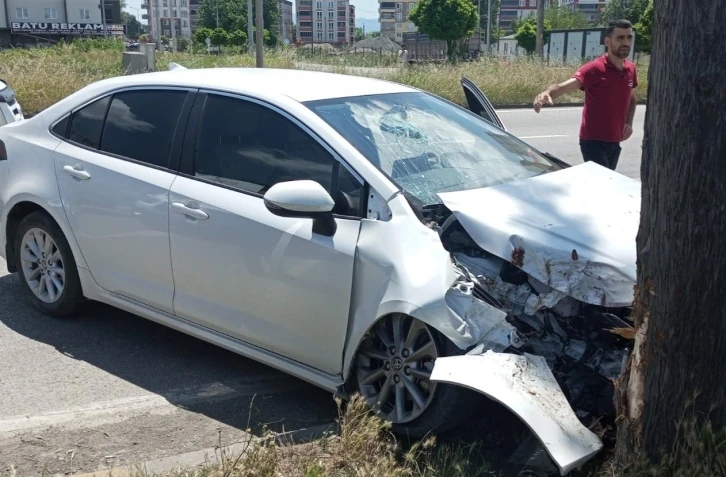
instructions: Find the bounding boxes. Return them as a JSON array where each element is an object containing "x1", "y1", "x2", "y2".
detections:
[
  {"x1": 486, "y1": 0, "x2": 491, "y2": 55},
  {"x1": 255, "y1": 0, "x2": 263, "y2": 66},
  {"x1": 248, "y1": 0, "x2": 254, "y2": 52},
  {"x1": 477, "y1": 0, "x2": 481, "y2": 49},
  {"x1": 100, "y1": 0, "x2": 108, "y2": 37}
]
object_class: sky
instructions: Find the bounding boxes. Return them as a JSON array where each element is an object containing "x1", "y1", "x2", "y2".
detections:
[{"x1": 123, "y1": 0, "x2": 382, "y2": 26}]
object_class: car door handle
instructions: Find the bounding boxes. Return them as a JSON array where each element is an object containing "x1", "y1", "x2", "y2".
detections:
[
  {"x1": 63, "y1": 165, "x2": 91, "y2": 180},
  {"x1": 171, "y1": 201, "x2": 209, "y2": 220}
]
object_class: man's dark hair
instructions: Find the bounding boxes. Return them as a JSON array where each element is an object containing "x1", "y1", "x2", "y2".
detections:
[{"x1": 606, "y1": 19, "x2": 633, "y2": 36}]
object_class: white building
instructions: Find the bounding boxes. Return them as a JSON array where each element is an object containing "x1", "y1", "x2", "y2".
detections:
[
  {"x1": 144, "y1": 0, "x2": 192, "y2": 43},
  {"x1": 559, "y1": 0, "x2": 608, "y2": 24},
  {"x1": 0, "y1": 0, "x2": 124, "y2": 47},
  {"x1": 378, "y1": 1, "x2": 417, "y2": 43},
  {"x1": 296, "y1": 0, "x2": 355, "y2": 47}
]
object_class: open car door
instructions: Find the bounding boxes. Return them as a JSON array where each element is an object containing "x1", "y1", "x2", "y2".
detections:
[{"x1": 461, "y1": 76, "x2": 506, "y2": 131}]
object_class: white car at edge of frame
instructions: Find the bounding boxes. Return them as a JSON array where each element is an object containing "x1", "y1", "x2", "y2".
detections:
[{"x1": 0, "y1": 66, "x2": 641, "y2": 475}]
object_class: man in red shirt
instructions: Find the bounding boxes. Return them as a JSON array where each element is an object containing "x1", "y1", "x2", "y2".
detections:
[{"x1": 532, "y1": 20, "x2": 638, "y2": 170}]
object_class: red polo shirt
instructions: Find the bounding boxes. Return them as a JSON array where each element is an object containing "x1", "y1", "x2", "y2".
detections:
[{"x1": 572, "y1": 54, "x2": 638, "y2": 143}]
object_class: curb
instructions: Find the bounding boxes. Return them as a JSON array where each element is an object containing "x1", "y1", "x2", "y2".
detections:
[{"x1": 70, "y1": 422, "x2": 337, "y2": 477}]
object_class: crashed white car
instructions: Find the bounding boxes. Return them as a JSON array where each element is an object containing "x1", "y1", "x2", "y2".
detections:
[{"x1": 0, "y1": 68, "x2": 639, "y2": 474}]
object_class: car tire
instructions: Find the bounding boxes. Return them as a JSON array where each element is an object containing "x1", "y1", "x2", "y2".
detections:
[
  {"x1": 352, "y1": 314, "x2": 484, "y2": 439},
  {"x1": 14, "y1": 211, "x2": 84, "y2": 317}
]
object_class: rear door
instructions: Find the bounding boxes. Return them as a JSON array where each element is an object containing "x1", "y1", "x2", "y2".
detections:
[
  {"x1": 53, "y1": 87, "x2": 196, "y2": 314},
  {"x1": 461, "y1": 77, "x2": 506, "y2": 131}
]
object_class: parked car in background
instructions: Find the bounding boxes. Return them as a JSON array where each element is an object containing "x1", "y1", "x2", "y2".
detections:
[
  {"x1": 0, "y1": 67, "x2": 640, "y2": 475},
  {"x1": 0, "y1": 79, "x2": 24, "y2": 126}
]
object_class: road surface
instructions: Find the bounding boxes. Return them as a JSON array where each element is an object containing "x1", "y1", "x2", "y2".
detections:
[
  {"x1": 501, "y1": 105, "x2": 645, "y2": 180},
  {"x1": 0, "y1": 106, "x2": 645, "y2": 476}
]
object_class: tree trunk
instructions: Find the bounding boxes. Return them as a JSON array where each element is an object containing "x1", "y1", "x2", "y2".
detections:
[{"x1": 615, "y1": 0, "x2": 726, "y2": 465}]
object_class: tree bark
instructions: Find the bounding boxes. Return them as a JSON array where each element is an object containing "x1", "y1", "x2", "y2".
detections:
[{"x1": 615, "y1": 0, "x2": 726, "y2": 465}]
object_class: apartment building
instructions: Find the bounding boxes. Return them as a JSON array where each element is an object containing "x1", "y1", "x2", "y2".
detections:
[
  {"x1": 278, "y1": 0, "x2": 292, "y2": 44},
  {"x1": 378, "y1": 0, "x2": 417, "y2": 43},
  {"x1": 499, "y1": 0, "x2": 555, "y2": 33},
  {"x1": 296, "y1": 0, "x2": 355, "y2": 47},
  {"x1": 559, "y1": 0, "x2": 608, "y2": 24},
  {"x1": 143, "y1": 0, "x2": 192, "y2": 42},
  {"x1": 0, "y1": 0, "x2": 123, "y2": 46}
]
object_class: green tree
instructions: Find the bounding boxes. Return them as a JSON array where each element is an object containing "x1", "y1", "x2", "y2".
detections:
[
  {"x1": 194, "y1": 26, "x2": 214, "y2": 45},
  {"x1": 600, "y1": 0, "x2": 648, "y2": 25},
  {"x1": 370, "y1": 31, "x2": 381, "y2": 38},
  {"x1": 198, "y1": 0, "x2": 279, "y2": 45},
  {"x1": 545, "y1": 2, "x2": 589, "y2": 29},
  {"x1": 633, "y1": 0, "x2": 653, "y2": 53},
  {"x1": 354, "y1": 27, "x2": 365, "y2": 41},
  {"x1": 409, "y1": 0, "x2": 478, "y2": 59},
  {"x1": 121, "y1": 11, "x2": 142, "y2": 38},
  {"x1": 229, "y1": 29, "x2": 248, "y2": 46},
  {"x1": 514, "y1": 15, "x2": 551, "y2": 54},
  {"x1": 210, "y1": 27, "x2": 231, "y2": 46}
]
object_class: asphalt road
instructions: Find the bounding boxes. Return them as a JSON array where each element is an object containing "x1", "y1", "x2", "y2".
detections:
[
  {"x1": 0, "y1": 105, "x2": 645, "y2": 476},
  {"x1": 501, "y1": 105, "x2": 646, "y2": 180}
]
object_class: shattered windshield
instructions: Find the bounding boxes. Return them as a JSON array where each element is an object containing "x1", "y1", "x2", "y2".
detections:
[{"x1": 305, "y1": 92, "x2": 562, "y2": 205}]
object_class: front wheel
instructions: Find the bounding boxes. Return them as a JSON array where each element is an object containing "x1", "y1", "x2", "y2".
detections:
[
  {"x1": 14, "y1": 211, "x2": 84, "y2": 317},
  {"x1": 353, "y1": 313, "x2": 483, "y2": 438}
]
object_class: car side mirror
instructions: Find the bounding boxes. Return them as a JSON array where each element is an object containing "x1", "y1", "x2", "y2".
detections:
[{"x1": 263, "y1": 180, "x2": 338, "y2": 236}]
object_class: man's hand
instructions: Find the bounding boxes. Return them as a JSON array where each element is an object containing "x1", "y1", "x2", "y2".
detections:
[
  {"x1": 623, "y1": 123, "x2": 633, "y2": 141},
  {"x1": 533, "y1": 92, "x2": 553, "y2": 113}
]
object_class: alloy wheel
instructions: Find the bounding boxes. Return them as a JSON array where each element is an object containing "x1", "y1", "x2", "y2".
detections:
[
  {"x1": 355, "y1": 314, "x2": 439, "y2": 424},
  {"x1": 20, "y1": 228, "x2": 65, "y2": 304}
]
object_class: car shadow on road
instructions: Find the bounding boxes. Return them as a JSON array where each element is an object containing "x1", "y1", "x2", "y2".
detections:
[{"x1": 0, "y1": 271, "x2": 338, "y2": 439}]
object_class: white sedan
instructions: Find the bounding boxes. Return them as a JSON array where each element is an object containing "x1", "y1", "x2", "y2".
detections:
[{"x1": 0, "y1": 67, "x2": 640, "y2": 475}]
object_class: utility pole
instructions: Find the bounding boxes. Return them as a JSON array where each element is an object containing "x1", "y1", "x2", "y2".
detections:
[
  {"x1": 486, "y1": 0, "x2": 491, "y2": 55},
  {"x1": 255, "y1": 0, "x2": 263, "y2": 66},
  {"x1": 248, "y1": 0, "x2": 254, "y2": 52},
  {"x1": 535, "y1": 0, "x2": 544, "y2": 58},
  {"x1": 100, "y1": 0, "x2": 108, "y2": 37},
  {"x1": 215, "y1": 0, "x2": 219, "y2": 27}
]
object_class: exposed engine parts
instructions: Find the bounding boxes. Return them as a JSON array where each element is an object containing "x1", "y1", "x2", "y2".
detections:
[{"x1": 424, "y1": 205, "x2": 634, "y2": 431}]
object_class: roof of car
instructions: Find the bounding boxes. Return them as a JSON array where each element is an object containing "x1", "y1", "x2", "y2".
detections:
[{"x1": 101, "y1": 67, "x2": 419, "y2": 103}]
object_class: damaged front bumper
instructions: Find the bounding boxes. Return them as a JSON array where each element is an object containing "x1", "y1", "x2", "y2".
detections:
[{"x1": 431, "y1": 351, "x2": 603, "y2": 476}]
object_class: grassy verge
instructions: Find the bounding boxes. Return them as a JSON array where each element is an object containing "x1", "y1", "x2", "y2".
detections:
[
  {"x1": 0, "y1": 44, "x2": 649, "y2": 118},
  {"x1": 89, "y1": 395, "x2": 498, "y2": 477},
  {"x1": 84, "y1": 393, "x2": 724, "y2": 477}
]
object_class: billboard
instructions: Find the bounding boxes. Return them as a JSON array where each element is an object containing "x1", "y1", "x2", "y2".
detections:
[
  {"x1": 10, "y1": 22, "x2": 126, "y2": 36},
  {"x1": 547, "y1": 27, "x2": 636, "y2": 63}
]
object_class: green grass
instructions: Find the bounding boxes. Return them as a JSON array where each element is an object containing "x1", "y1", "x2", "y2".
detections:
[{"x1": 0, "y1": 43, "x2": 649, "y2": 117}]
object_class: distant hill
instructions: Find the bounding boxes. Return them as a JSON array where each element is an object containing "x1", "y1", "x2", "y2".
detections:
[{"x1": 355, "y1": 17, "x2": 380, "y2": 32}]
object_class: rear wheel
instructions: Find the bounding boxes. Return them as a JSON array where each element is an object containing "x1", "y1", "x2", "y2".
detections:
[
  {"x1": 14, "y1": 212, "x2": 84, "y2": 317},
  {"x1": 353, "y1": 313, "x2": 482, "y2": 438}
]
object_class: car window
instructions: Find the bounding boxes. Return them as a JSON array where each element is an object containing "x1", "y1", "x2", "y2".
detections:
[
  {"x1": 99, "y1": 90, "x2": 187, "y2": 168},
  {"x1": 51, "y1": 115, "x2": 70, "y2": 138},
  {"x1": 195, "y1": 95, "x2": 328, "y2": 191},
  {"x1": 69, "y1": 96, "x2": 111, "y2": 148}
]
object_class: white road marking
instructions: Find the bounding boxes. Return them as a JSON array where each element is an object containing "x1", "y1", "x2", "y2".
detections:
[
  {"x1": 519, "y1": 134, "x2": 569, "y2": 139},
  {"x1": 0, "y1": 377, "x2": 301, "y2": 435}
]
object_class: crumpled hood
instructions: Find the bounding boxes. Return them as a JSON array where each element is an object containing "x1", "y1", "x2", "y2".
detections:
[{"x1": 438, "y1": 161, "x2": 640, "y2": 307}]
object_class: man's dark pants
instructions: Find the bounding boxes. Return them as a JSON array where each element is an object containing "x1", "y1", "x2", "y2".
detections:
[{"x1": 579, "y1": 139, "x2": 622, "y2": 170}]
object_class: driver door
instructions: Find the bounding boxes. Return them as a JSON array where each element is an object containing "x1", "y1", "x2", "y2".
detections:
[
  {"x1": 461, "y1": 77, "x2": 507, "y2": 131},
  {"x1": 168, "y1": 92, "x2": 366, "y2": 376}
]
